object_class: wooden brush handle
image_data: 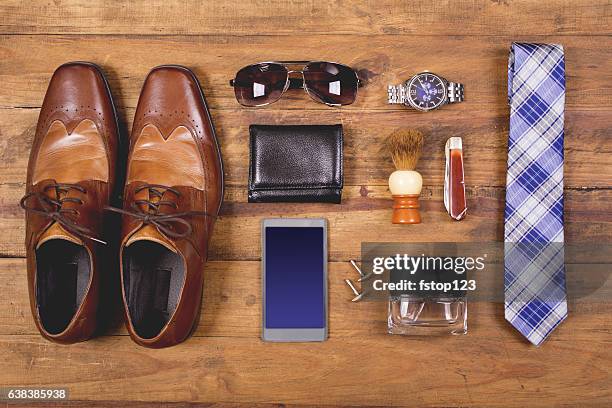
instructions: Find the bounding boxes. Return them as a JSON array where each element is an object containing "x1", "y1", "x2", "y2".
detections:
[{"x1": 392, "y1": 195, "x2": 421, "y2": 224}]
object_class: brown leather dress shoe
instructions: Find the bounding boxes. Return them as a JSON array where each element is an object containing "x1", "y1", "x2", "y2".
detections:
[
  {"x1": 114, "y1": 66, "x2": 223, "y2": 348},
  {"x1": 21, "y1": 62, "x2": 119, "y2": 343}
]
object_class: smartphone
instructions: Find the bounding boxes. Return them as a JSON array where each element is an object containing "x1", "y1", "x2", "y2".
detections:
[{"x1": 261, "y1": 218, "x2": 328, "y2": 342}]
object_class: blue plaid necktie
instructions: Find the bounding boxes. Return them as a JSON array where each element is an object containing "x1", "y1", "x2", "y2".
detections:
[{"x1": 504, "y1": 43, "x2": 568, "y2": 346}]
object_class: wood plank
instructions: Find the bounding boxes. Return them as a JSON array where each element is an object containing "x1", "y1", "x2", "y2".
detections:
[
  {"x1": 1, "y1": 258, "x2": 610, "y2": 338},
  {"x1": 0, "y1": 403, "x2": 309, "y2": 408},
  {"x1": 2, "y1": 184, "x2": 611, "y2": 259},
  {"x1": 0, "y1": 332, "x2": 610, "y2": 406},
  {"x1": 0, "y1": 108, "x2": 610, "y2": 189},
  {"x1": 0, "y1": 35, "x2": 611, "y2": 110},
  {"x1": 0, "y1": 0, "x2": 610, "y2": 36},
  {"x1": 1, "y1": 251, "x2": 610, "y2": 405}
]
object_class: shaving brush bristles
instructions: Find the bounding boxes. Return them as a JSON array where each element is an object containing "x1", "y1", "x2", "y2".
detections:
[
  {"x1": 387, "y1": 129, "x2": 424, "y2": 170},
  {"x1": 387, "y1": 129, "x2": 424, "y2": 223}
]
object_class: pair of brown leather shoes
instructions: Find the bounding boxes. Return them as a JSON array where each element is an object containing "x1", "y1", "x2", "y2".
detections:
[{"x1": 21, "y1": 62, "x2": 223, "y2": 348}]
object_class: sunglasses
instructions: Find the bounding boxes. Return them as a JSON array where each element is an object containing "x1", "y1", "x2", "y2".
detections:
[{"x1": 229, "y1": 61, "x2": 362, "y2": 107}]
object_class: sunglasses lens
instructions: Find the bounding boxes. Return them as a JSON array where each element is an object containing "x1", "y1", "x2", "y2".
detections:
[
  {"x1": 303, "y1": 62, "x2": 358, "y2": 105},
  {"x1": 233, "y1": 63, "x2": 288, "y2": 106}
]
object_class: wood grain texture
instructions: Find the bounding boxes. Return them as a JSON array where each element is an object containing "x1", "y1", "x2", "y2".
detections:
[
  {"x1": 0, "y1": 0, "x2": 611, "y2": 406},
  {"x1": 2, "y1": 183, "x2": 611, "y2": 259},
  {"x1": 1, "y1": 333, "x2": 610, "y2": 407},
  {"x1": 1, "y1": 258, "x2": 610, "y2": 337},
  {"x1": 0, "y1": 0, "x2": 610, "y2": 36},
  {"x1": 1, "y1": 108, "x2": 610, "y2": 188},
  {"x1": 4, "y1": 331, "x2": 609, "y2": 405},
  {"x1": 1, "y1": 35, "x2": 612, "y2": 110}
]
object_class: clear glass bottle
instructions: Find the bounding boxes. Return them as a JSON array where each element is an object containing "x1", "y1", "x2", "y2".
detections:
[{"x1": 388, "y1": 295, "x2": 467, "y2": 335}]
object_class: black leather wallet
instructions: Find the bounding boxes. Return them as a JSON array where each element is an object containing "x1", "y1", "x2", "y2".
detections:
[{"x1": 248, "y1": 124, "x2": 343, "y2": 203}]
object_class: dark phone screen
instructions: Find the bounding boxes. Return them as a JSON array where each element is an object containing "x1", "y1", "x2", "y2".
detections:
[{"x1": 265, "y1": 227, "x2": 325, "y2": 328}]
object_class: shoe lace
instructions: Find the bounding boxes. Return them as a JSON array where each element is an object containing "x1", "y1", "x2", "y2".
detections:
[
  {"x1": 20, "y1": 183, "x2": 106, "y2": 245},
  {"x1": 105, "y1": 184, "x2": 216, "y2": 240}
]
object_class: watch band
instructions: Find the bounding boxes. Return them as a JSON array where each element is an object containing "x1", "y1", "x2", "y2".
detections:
[
  {"x1": 447, "y1": 82, "x2": 464, "y2": 103},
  {"x1": 387, "y1": 84, "x2": 407, "y2": 104}
]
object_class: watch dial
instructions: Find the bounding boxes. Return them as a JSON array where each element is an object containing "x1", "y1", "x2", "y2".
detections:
[{"x1": 408, "y1": 73, "x2": 446, "y2": 110}]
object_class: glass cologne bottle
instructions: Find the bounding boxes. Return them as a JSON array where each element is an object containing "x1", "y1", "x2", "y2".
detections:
[{"x1": 388, "y1": 295, "x2": 467, "y2": 335}]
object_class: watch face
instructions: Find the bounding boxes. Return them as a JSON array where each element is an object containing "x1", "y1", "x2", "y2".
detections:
[{"x1": 407, "y1": 73, "x2": 447, "y2": 111}]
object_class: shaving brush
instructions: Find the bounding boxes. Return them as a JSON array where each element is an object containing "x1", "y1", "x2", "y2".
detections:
[{"x1": 387, "y1": 129, "x2": 424, "y2": 224}]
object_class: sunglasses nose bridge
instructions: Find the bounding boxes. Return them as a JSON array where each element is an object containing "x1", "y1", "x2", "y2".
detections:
[{"x1": 286, "y1": 70, "x2": 305, "y2": 90}]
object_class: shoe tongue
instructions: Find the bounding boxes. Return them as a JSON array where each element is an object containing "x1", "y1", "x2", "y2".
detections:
[
  {"x1": 126, "y1": 185, "x2": 177, "y2": 252},
  {"x1": 36, "y1": 182, "x2": 84, "y2": 248},
  {"x1": 126, "y1": 224, "x2": 177, "y2": 253}
]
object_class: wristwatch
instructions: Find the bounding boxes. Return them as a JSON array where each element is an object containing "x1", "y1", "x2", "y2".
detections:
[{"x1": 388, "y1": 72, "x2": 464, "y2": 112}]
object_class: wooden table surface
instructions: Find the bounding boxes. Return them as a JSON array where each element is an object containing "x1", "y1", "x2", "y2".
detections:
[{"x1": 1, "y1": 1, "x2": 611, "y2": 407}]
